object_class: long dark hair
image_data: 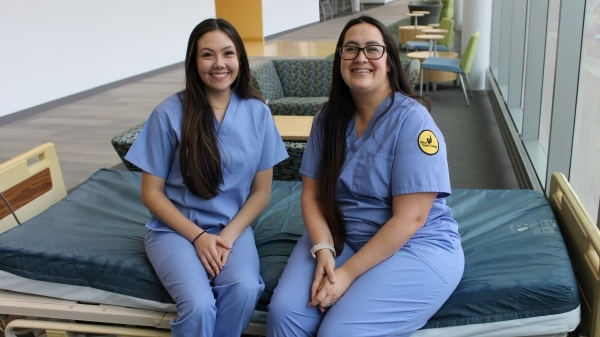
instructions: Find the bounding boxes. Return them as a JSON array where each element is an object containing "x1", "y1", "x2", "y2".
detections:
[
  {"x1": 179, "y1": 18, "x2": 263, "y2": 199},
  {"x1": 319, "y1": 16, "x2": 429, "y2": 253}
]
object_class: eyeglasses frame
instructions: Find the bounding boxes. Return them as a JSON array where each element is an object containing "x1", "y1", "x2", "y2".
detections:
[{"x1": 337, "y1": 44, "x2": 387, "y2": 60}]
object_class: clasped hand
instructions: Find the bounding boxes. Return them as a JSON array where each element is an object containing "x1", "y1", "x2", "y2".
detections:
[
  {"x1": 309, "y1": 251, "x2": 352, "y2": 313},
  {"x1": 193, "y1": 233, "x2": 232, "y2": 278}
]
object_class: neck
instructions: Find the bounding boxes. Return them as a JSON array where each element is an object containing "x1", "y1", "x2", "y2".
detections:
[
  {"x1": 206, "y1": 89, "x2": 233, "y2": 110},
  {"x1": 352, "y1": 87, "x2": 392, "y2": 122}
]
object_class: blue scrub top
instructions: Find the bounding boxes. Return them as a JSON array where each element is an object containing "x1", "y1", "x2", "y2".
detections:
[
  {"x1": 300, "y1": 92, "x2": 459, "y2": 250},
  {"x1": 125, "y1": 91, "x2": 288, "y2": 232}
]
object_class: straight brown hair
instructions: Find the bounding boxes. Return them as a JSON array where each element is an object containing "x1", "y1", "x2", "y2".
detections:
[
  {"x1": 179, "y1": 18, "x2": 263, "y2": 199},
  {"x1": 319, "y1": 16, "x2": 429, "y2": 253}
]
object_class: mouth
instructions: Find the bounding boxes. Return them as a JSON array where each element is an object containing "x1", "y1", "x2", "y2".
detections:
[
  {"x1": 210, "y1": 72, "x2": 229, "y2": 79},
  {"x1": 351, "y1": 69, "x2": 372, "y2": 73}
]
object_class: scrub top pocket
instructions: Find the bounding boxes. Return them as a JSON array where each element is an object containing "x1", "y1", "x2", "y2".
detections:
[{"x1": 352, "y1": 150, "x2": 393, "y2": 198}]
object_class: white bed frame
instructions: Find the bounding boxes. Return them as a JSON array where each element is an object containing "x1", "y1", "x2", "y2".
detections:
[{"x1": 0, "y1": 143, "x2": 598, "y2": 337}]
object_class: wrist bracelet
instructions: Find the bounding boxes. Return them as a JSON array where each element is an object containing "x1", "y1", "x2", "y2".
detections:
[
  {"x1": 310, "y1": 243, "x2": 336, "y2": 259},
  {"x1": 192, "y1": 231, "x2": 206, "y2": 245}
]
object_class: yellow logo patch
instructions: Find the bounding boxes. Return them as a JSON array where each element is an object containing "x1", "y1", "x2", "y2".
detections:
[{"x1": 418, "y1": 130, "x2": 439, "y2": 155}]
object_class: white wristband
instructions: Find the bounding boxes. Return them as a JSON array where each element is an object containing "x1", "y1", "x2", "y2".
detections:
[{"x1": 310, "y1": 243, "x2": 336, "y2": 259}]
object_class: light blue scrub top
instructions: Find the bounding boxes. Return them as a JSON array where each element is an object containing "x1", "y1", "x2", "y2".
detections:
[
  {"x1": 300, "y1": 92, "x2": 459, "y2": 250},
  {"x1": 125, "y1": 91, "x2": 288, "y2": 232}
]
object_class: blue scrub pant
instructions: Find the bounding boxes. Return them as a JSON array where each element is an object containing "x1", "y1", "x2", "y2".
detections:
[
  {"x1": 146, "y1": 227, "x2": 264, "y2": 337},
  {"x1": 267, "y1": 233, "x2": 463, "y2": 337}
]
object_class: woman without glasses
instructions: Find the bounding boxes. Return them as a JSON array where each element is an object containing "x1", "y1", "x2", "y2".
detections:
[
  {"x1": 125, "y1": 18, "x2": 288, "y2": 337},
  {"x1": 267, "y1": 16, "x2": 464, "y2": 337}
]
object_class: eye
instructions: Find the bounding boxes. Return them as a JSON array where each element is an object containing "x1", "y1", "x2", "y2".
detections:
[
  {"x1": 201, "y1": 52, "x2": 214, "y2": 58},
  {"x1": 225, "y1": 50, "x2": 236, "y2": 56},
  {"x1": 366, "y1": 46, "x2": 382, "y2": 53},
  {"x1": 343, "y1": 46, "x2": 358, "y2": 53}
]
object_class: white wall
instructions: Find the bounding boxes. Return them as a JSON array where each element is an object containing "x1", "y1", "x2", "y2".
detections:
[
  {"x1": 362, "y1": 0, "x2": 394, "y2": 3},
  {"x1": 0, "y1": 0, "x2": 214, "y2": 118},
  {"x1": 262, "y1": 0, "x2": 319, "y2": 37}
]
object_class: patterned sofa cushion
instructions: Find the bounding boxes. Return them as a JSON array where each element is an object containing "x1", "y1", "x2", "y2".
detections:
[
  {"x1": 250, "y1": 61, "x2": 285, "y2": 102},
  {"x1": 269, "y1": 97, "x2": 328, "y2": 116},
  {"x1": 111, "y1": 122, "x2": 145, "y2": 171},
  {"x1": 250, "y1": 59, "x2": 333, "y2": 116},
  {"x1": 272, "y1": 142, "x2": 305, "y2": 181},
  {"x1": 271, "y1": 59, "x2": 333, "y2": 97},
  {"x1": 401, "y1": 58, "x2": 421, "y2": 88}
]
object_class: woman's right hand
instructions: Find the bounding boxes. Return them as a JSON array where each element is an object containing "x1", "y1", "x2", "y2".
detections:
[
  {"x1": 311, "y1": 249, "x2": 337, "y2": 302},
  {"x1": 193, "y1": 233, "x2": 231, "y2": 278}
]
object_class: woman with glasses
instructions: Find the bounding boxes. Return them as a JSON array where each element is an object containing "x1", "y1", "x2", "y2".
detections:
[{"x1": 267, "y1": 16, "x2": 464, "y2": 337}]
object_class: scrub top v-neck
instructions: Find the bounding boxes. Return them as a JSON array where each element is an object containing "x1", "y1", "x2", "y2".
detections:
[
  {"x1": 126, "y1": 91, "x2": 288, "y2": 232},
  {"x1": 300, "y1": 92, "x2": 458, "y2": 250}
]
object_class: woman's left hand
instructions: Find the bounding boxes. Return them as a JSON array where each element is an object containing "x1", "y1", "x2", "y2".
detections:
[
  {"x1": 216, "y1": 240, "x2": 232, "y2": 267},
  {"x1": 309, "y1": 267, "x2": 353, "y2": 313}
]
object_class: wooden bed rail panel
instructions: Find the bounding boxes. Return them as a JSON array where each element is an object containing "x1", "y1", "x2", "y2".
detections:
[
  {"x1": 550, "y1": 172, "x2": 600, "y2": 337},
  {"x1": 0, "y1": 143, "x2": 66, "y2": 234}
]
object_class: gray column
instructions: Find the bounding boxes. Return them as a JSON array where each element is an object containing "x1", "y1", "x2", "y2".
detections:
[
  {"x1": 454, "y1": 0, "x2": 463, "y2": 31},
  {"x1": 461, "y1": 0, "x2": 492, "y2": 90}
]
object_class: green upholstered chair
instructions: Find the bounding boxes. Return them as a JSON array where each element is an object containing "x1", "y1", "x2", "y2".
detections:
[
  {"x1": 250, "y1": 59, "x2": 332, "y2": 116},
  {"x1": 440, "y1": 0, "x2": 454, "y2": 20},
  {"x1": 406, "y1": 18, "x2": 454, "y2": 52},
  {"x1": 419, "y1": 31, "x2": 480, "y2": 106}
]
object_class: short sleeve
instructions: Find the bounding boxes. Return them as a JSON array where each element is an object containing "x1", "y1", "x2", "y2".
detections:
[
  {"x1": 299, "y1": 111, "x2": 325, "y2": 180},
  {"x1": 124, "y1": 107, "x2": 178, "y2": 179},
  {"x1": 257, "y1": 105, "x2": 288, "y2": 171},
  {"x1": 390, "y1": 106, "x2": 451, "y2": 197}
]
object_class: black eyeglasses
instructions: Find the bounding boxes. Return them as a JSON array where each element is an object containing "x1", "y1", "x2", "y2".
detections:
[{"x1": 338, "y1": 45, "x2": 386, "y2": 60}]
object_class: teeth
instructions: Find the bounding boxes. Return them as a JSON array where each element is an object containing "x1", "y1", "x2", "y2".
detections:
[
  {"x1": 212, "y1": 73, "x2": 228, "y2": 78},
  {"x1": 352, "y1": 69, "x2": 371, "y2": 73}
]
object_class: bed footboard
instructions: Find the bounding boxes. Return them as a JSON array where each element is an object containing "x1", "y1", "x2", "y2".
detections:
[
  {"x1": 0, "y1": 143, "x2": 66, "y2": 234},
  {"x1": 550, "y1": 172, "x2": 600, "y2": 337}
]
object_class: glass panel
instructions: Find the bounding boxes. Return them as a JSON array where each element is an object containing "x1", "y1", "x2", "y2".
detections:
[
  {"x1": 570, "y1": 0, "x2": 600, "y2": 224},
  {"x1": 490, "y1": 0, "x2": 502, "y2": 78},
  {"x1": 521, "y1": 0, "x2": 530, "y2": 109},
  {"x1": 539, "y1": 0, "x2": 560, "y2": 155}
]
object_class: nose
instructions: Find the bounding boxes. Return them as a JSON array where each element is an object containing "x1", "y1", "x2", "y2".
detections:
[
  {"x1": 213, "y1": 55, "x2": 226, "y2": 68},
  {"x1": 353, "y1": 48, "x2": 368, "y2": 62}
]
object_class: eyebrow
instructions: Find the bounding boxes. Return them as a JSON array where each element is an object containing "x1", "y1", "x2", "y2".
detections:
[
  {"x1": 342, "y1": 40, "x2": 383, "y2": 46},
  {"x1": 198, "y1": 45, "x2": 236, "y2": 52}
]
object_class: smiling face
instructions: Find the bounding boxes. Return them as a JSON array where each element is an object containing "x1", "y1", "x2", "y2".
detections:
[
  {"x1": 196, "y1": 30, "x2": 240, "y2": 96},
  {"x1": 339, "y1": 23, "x2": 391, "y2": 98}
]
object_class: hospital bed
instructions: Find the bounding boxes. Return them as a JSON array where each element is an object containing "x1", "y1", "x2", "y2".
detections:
[{"x1": 0, "y1": 143, "x2": 596, "y2": 337}]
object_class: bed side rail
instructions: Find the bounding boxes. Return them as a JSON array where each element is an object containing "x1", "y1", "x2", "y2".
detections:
[
  {"x1": 0, "y1": 143, "x2": 66, "y2": 234},
  {"x1": 550, "y1": 172, "x2": 600, "y2": 337},
  {"x1": 4, "y1": 319, "x2": 172, "y2": 337}
]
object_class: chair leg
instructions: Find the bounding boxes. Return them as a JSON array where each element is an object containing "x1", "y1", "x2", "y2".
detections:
[
  {"x1": 420, "y1": 69, "x2": 424, "y2": 96},
  {"x1": 464, "y1": 73, "x2": 473, "y2": 98},
  {"x1": 459, "y1": 74, "x2": 470, "y2": 106},
  {"x1": 427, "y1": 70, "x2": 430, "y2": 95}
]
